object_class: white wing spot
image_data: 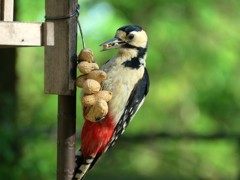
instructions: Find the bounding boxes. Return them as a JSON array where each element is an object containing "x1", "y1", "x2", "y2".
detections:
[
  {"x1": 86, "y1": 158, "x2": 93, "y2": 164},
  {"x1": 75, "y1": 173, "x2": 81, "y2": 178}
]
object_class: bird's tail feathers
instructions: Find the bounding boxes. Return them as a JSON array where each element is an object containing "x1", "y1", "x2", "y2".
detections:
[{"x1": 73, "y1": 149, "x2": 96, "y2": 180}]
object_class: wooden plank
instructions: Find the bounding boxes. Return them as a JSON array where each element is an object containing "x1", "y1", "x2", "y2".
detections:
[
  {"x1": 0, "y1": 22, "x2": 42, "y2": 46},
  {"x1": 44, "y1": 0, "x2": 77, "y2": 95},
  {"x1": 2, "y1": 0, "x2": 14, "y2": 21},
  {"x1": 0, "y1": 22, "x2": 54, "y2": 46}
]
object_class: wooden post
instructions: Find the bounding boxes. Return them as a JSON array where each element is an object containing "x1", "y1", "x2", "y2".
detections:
[
  {"x1": 45, "y1": 0, "x2": 78, "y2": 180},
  {"x1": 44, "y1": 0, "x2": 77, "y2": 95},
  {"x1": 58, "y1": 96, "x2": 76, "y2": 180},
  {"x1": 0, "y1": 0, "x2": 14, "y2": 21}
]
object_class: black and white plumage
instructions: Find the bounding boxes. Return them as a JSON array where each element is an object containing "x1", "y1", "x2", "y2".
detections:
[
  {"x1": 73, "y1": 25, "x2": 149, "y2": 180},
  {"x1": 106, "y1": 68, "x2": 149, "y2": 150}
]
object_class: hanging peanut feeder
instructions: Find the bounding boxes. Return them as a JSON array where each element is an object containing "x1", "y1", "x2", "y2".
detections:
[{"x1": 76, "y1": 48, "x2": 112, "y2": 122}]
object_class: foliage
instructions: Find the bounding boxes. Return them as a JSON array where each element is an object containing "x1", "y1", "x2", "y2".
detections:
[{"x1": 1, "y1": 0, "x2": 239, "y2": 179}]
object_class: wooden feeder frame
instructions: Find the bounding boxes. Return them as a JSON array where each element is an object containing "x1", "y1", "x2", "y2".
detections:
[{"x1": 0, "y1": 0, "x2": 78, "y2": 179}]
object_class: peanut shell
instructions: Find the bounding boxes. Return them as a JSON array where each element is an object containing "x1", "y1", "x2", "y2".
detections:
[
  {"x1": 81, "y1": 91, "x2": 112, "y2": 106},
  {"x1": 77, "y1": 61, "x2": 99, "y2": 74},
  {"x1": 78, "y1": 48, "x2": 94, "y2": 63},
  {"x1": 82, "y1": 79, "x2": 101, "y2": 94},
  {"x1": 85, "y1": 100, "x2": 108, "y2": 122},
  {"x1": 76, "y1": 75, "x2": 85, "y2": 88},
  {"x1": 76, "y1": 70, "x2": 106, "y2": 88},
  {"x1": 87, "y1": 70, "x2": 107, "y2": 83},
  {"x1": 94, "y1": 99, "x2": 108, "y2": 118}
]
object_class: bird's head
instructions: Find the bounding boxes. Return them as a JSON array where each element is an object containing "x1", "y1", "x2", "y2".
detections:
[{"x1": 100, "y1": 25, "x2": 148, "y2": 52}]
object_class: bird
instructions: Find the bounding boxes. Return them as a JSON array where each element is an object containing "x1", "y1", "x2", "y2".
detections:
[{"x1": 73, "y1": 25, "x2": 150, "y2": 180}]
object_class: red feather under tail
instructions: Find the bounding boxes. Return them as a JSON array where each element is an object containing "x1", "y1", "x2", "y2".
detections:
[{"x1": 73, "y1": 114, "x2": 115, "y2": 180}]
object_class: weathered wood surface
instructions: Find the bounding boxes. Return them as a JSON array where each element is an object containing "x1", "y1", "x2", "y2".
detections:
[
  {"x1": 0, "y1": 22, "x2": 54, "y2": 46},
  {"x1": 57, "y1": 95, "x2": 76, "y2": 180},
  {"x1": 45, "y1": 0, "x2": 78, "y2": 180},
  {"x1": 44, "y1": 0, "x2": 78, "y2": 95}
]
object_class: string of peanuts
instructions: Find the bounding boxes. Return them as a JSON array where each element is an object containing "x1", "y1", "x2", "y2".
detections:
[{"x1": 76, "y1": 48, "x2": 112, "y2": 122}]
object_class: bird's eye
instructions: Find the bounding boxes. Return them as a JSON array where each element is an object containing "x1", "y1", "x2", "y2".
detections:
[{"x1": 128, "y1": 34, "x2": 134, "y2": 40}]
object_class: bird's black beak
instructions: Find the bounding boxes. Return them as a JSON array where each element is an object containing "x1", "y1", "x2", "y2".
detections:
[{"x1": 100, "y1": 38, "x2": 125, "y2": 51}]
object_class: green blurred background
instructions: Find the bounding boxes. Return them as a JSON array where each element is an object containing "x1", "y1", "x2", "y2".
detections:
[{"x1": 0, "y1": 0, "x2": 240, "y2": 179}]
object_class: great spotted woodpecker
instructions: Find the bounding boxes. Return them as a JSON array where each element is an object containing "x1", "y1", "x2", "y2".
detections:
[{"x1": 73, "y1": 25, "x2": 149, "y2": 180}]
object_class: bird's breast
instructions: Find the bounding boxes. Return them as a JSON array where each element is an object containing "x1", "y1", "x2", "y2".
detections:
[{"x1": 101, "y1": 57, "x2": 144, "y2": 125}]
